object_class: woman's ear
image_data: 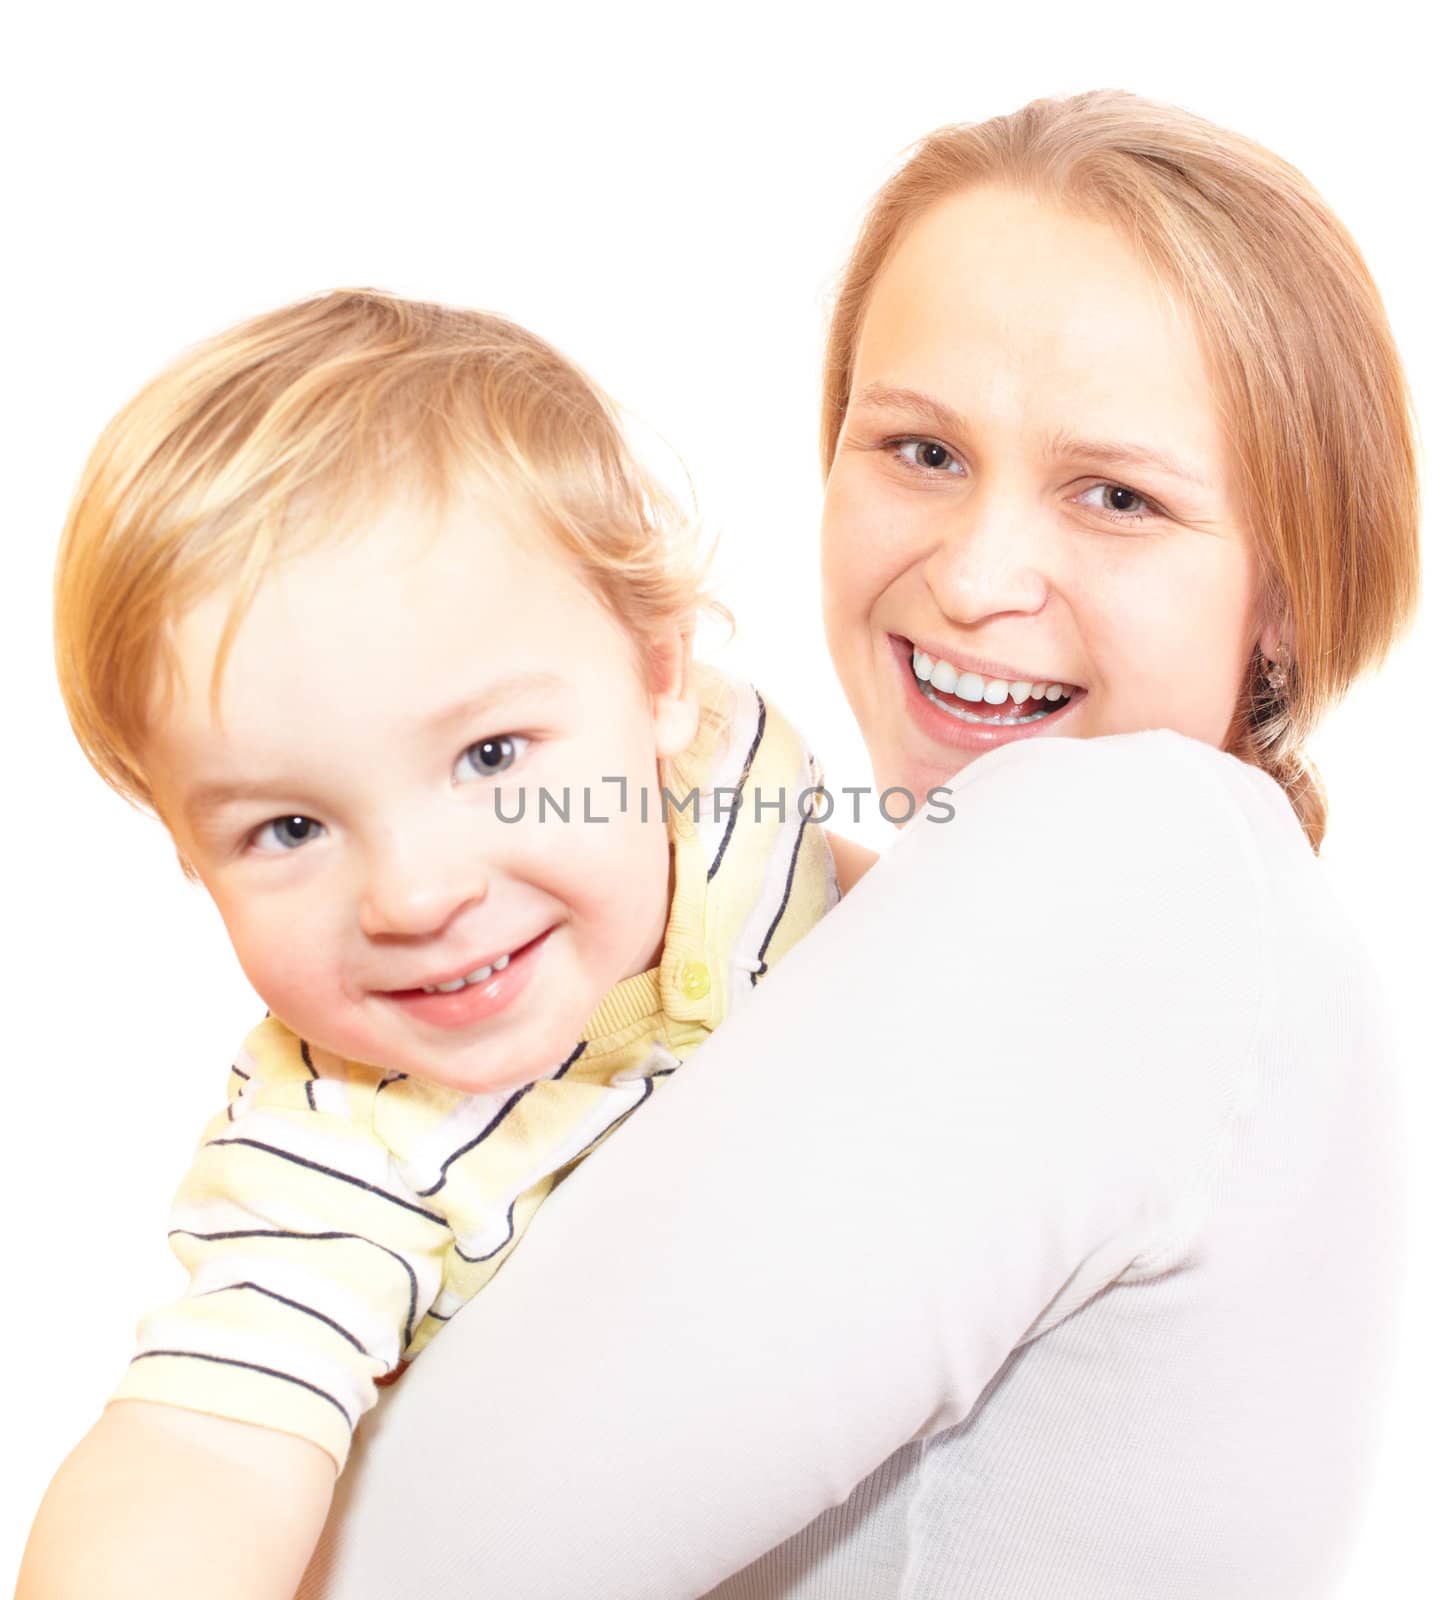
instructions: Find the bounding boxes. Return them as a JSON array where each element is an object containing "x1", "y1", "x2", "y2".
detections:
[
  {"x1": 1259, "y1": 626, "x2": 1289, "y2": 663},
  {"x1": 1257, "y1": 609, "x2": 1294, "y2": 694},
  {"x1": 647, "y1": 628, "x2": 701, "y2": 758},
  {"x1": 1254, "y1": 578, "x2": 1292, "y2": 665}
]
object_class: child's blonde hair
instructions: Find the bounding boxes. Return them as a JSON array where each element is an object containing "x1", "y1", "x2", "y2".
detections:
[
  {"x1": 56, "y1": 289, "x2": 716, "y2": 814},
  {"x1": 822, "y1": 91, "x2": 1421, "y2": 851}
]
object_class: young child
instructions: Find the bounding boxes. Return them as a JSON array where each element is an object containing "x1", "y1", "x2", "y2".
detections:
[{"x1": 25, "y1": 290, "x2": 846, "y2": 1595}]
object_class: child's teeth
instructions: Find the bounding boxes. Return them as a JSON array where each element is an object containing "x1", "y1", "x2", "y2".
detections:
[{"x1": 421, "y1": 952, "x2": 512, "y2": 994}]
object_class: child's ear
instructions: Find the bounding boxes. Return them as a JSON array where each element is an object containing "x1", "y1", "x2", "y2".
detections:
[
  {"x1": 156, "y1": 806, "x2": 201, "y2": 882},
  {"x1": 647, "y1": 627, "x2": 700, "y2": 758}
]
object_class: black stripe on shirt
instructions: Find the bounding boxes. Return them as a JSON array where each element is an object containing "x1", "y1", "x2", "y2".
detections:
[
  {"x1": 169, "y1": 1227, "x2": 424, "y2": 1350},
  {"x1": 448, "y1": 1069, "x2": 652, "y2": 1263},
  {"x1": 453, "y1": 1199, "x2": 521, "y2": 1265},
  {"x1": 129, "y1": 1349, "x2": 352, "y2": 1425},
  {"x1": 198, "y1": 1281, "x2": 370, "y2": 1356},
  {"x1": 416, "y1": 1040, "x2": 587, "y2": 1199},
  {"x1": 299, "y1": 1038, "x2": 318, "y2": 1111},
  {"x1": 228, "y1": 1063, "x2": 251, "y2": 1123},
  {"x1": 707, "y1": 690, "x2": 767, "y2": 883},
  {"x1": 751, "y1": 798, "x2": 813, "y2": 986},
  {"x1": 552, "y1": 1040, "x2": 585, "y2": 1081},
  {"x1": 203, "y1": 1137, "x2": 450, "y2": 1228},
  {"x1": 556, "y1": 1075, "x2": 657, "y2": 1171}
]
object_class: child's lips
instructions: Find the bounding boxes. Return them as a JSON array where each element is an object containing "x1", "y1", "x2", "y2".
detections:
[{"x1": 378, "y1": 929, "x2": 551, "y2": 1031}]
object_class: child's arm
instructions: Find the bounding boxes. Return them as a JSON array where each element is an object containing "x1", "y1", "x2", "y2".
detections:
[
  {"x1": 826, "y1": 828, "x2": 879, "y2": 894},
  {"x1": 18, "y1": 1399, "x2": 335, "y2": 1600}
]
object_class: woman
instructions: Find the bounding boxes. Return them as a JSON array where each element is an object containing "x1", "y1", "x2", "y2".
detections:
[{"x1": 304, "y1": 88, "x2": 1420, "y2": 1597}]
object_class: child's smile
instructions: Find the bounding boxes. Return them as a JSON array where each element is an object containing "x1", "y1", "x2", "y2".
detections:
[
  {"x1": 143, "y1": 491, "x2": 698, "y2": 1094},
  {"x1": 377, "y1": 926, "x2": 549, "y2": 1029}
]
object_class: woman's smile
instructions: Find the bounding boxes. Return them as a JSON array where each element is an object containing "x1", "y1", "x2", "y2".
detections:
[{"x1": 890, "y1": 633, "x2": 1086, "y2": 761}]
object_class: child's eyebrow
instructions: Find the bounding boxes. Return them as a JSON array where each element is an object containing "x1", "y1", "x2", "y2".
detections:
[
  {"x1": 182, "y1": 673, "x2": 571, "y2": 827},
  {"x1": 423, "y1": 670, "x2": 570, "y2": 734},
  {"x1": 183, "y1": 776, "x2": 308, "y2": 829}
]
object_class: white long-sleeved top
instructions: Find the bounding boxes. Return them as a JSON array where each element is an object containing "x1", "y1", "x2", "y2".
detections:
[{"x1": 299, "y1": 730, "x2": 1399, "y2": 1600}]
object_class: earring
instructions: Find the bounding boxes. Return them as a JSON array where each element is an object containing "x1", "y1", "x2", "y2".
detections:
[{"x1": 1263, "y1": 641, "x2": 1291, "y2": 693}]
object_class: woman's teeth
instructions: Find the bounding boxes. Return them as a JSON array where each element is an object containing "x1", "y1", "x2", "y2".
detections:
[
  {"x1": 911, "y1": 649, "x2": 1073, "y2": 726},
  {"x1": 423, "y1": 952, "x2": 512, "y2": 995}
]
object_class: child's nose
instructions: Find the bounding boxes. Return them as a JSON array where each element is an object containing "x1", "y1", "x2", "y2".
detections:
[{"x1": 358, "y1": 832, "x2": 488, "y2": 939}]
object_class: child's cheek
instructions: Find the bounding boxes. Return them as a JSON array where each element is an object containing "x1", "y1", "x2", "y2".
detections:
[{"x1": 223, "y1": 899, "x2": 342, "y2": 1040}]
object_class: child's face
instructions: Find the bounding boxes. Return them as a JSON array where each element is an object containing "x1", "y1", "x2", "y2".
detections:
[{"x1": 145, "y1": 494, "x2": 699, "y2": 1095}]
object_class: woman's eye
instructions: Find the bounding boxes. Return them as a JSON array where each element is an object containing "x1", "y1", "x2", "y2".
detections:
[
  {"x1": 252, "y1": 815, "x2": 325, "y2": 853},
  {"x1": 457, "y1": 734, "x2": 529, "y2": 782},
  {"x1": 1078, "y1": 482, "x2": 1160, "y2": 523},
  {"x1": 893, "y1": 438, "x2": 963, "y2": 474}
]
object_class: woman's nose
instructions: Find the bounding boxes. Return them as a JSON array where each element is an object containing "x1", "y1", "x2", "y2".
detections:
[
  {"x1": 358, "y1": 830, "x2": 488, "y2": 940},
  {"x1": 922, "y1": 486, "x2": 1051, "y2": 625}
]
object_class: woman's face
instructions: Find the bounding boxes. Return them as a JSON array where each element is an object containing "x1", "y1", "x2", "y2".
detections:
[{"x1": 821, "y1": 183, "x2": 1265, "y2": 803}]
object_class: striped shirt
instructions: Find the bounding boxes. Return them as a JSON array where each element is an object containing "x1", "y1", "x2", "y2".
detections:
[{"x1": 112, "y1": 665, "x2": 837, "y2": 1469}]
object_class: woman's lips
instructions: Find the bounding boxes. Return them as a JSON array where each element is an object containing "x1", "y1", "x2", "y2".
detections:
[
  {"x1": 890, "y1": 634, "x2": 1085, "y2": 755},
  {"x1": 380, "y1": 928, "x2": 552, "y2": 1031}
]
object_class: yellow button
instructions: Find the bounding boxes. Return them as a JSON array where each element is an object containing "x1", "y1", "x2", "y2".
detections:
[{"x1": 678, "y1": 959, "x2": 711, "y2": 1000}]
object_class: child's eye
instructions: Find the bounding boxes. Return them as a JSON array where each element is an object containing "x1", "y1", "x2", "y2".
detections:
[
  {"x1": 252, "y1": 815, "x2": 326, "y2": 853},
  {"x1": 456, "y1": 734, "x2": 529, "y2": 782}
]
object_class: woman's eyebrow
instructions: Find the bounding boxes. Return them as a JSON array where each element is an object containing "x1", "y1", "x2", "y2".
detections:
[
  {"x1": 851, "y1": 383, "x2": 969, "y2": 441},
  {"x1": 1042, "y1": 429, "x2": 1210, "y2": 490}
]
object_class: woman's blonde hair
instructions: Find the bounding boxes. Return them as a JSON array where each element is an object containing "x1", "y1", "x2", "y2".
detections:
[
  {"x1": 56, "y1": 289, "x2": 715, "y2": 813},
  {"x1": 822, "y1": 90, "x2": 1421, "y2": 850}
]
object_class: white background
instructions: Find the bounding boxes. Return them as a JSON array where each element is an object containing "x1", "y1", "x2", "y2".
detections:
[{"x1": 3, "y1": 2, "x2": 1435, "y2": 1592}]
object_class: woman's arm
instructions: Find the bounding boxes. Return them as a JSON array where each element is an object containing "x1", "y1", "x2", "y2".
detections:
[{"x1": 300, "y1": 732, "x2": 1269, "y2": 1600}]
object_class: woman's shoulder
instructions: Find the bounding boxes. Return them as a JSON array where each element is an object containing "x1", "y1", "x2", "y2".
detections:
[
  {"x1": 886, "y1": 730, "x2": 1376, "y2": 1084},
  {"x1": 839, "y1": 730, "x2": 1281, "y2": 1019},
  {"x1": 947, "y1": 727, "x2": 1299, "y2": 830},
  {"x1": 859, "y1": 730, "x2": 1341, "y2": 1091},
  {"x1": 914, "y1": 729, "x2": 1312, "y2": 900}
]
